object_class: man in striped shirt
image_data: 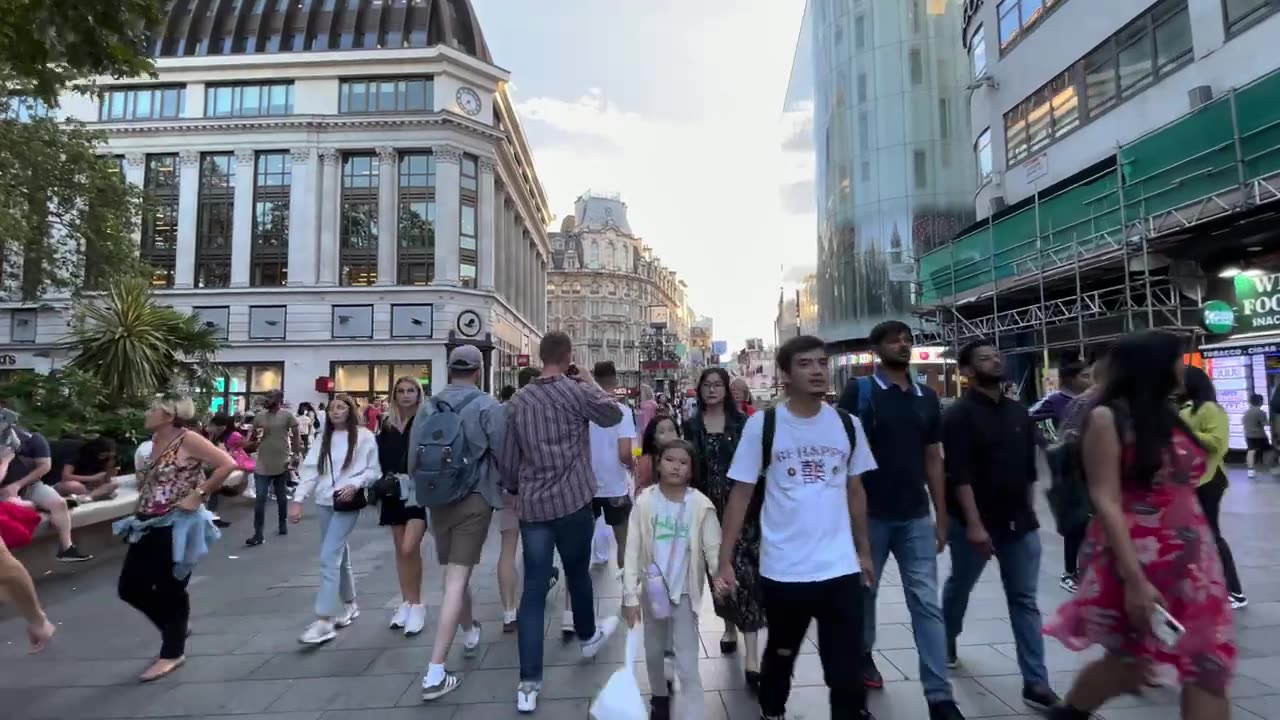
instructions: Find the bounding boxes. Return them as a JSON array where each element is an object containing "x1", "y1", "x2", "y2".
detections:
[{"x1": 498, "y1": 331, "x2": 623, "y2": 713}]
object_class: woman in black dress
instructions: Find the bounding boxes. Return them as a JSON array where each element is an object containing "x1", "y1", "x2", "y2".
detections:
[
  {"x1": 377, "y1": 376, "x2": 427, "y2": 636},
  {"x1": 683, "y1": 367, "x2": 765, "y2": 688}
]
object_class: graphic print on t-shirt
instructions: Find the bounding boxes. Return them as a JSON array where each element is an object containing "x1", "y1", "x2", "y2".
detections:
[{"x1": 653, "y1": 509, "x2": 690, "y2": 540}]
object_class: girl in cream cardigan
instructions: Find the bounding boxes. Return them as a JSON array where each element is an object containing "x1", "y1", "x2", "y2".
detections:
[{"x1": 622, "y1": 439, "x2": 721, "y2": 720}]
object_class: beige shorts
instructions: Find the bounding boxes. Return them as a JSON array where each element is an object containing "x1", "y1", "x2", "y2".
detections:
[{"x1": 429, "y1": 493, "x2": 493, "y2": 567}]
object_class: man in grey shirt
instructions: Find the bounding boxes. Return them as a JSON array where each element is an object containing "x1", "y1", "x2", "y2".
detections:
[
  {"x1": 246, "y1": 390, "x2": 302, "y2": 546},
  {"x1": 409, "y1": 345, "x2": 505, "y2": 701}
]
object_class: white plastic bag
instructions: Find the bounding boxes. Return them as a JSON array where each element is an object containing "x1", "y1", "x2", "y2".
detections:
[
  {"x1": 590, "y1": 625, "x2": 646, "y2": 720},
  {"x1": 591, "y1": 515, "x2": 614, "y2": 566}
]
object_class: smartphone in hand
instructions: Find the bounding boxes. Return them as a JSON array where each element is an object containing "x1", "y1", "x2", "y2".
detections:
[{"x1": 1150, "y1": 604, "x2": 1185, "y2": 647}]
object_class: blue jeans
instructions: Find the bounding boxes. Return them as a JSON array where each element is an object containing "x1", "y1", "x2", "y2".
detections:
[
  {"x1": 942, "y1": 523, "x2": 1049, "y2": 688},
  {"x1": 314, "y1": 505, "x2": 358, "y2": 618},
  {"x1": 864, "y1": 516, "x2": 953, "y2": 702},
  {"x1": 517, "y1": 504, "x2": 598, "y2": 682}
]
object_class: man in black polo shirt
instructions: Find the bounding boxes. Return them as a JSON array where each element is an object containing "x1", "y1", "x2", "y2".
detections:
[
  {"x1": 838, "y1": 320, "x2": 962, "y2": 720},
  {"x1": 941, "y1": 340, "x2": 1059, "y2": 712}
]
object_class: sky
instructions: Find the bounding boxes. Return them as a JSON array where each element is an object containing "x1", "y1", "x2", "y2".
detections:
[{"x1": 471, "y1": 0, "x2": 815, "y2": 352}]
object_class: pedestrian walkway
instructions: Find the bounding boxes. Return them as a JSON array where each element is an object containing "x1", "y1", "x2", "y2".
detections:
[{"x1": 5, "y1": 467, "x2": 1280, "y2": 719}]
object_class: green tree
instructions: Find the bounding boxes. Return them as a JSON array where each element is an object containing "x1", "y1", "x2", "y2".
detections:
[
  {"x1": 64, "y1": 277, "x2": 225, "y2": 403},
  {"x1": 0, "y1": 0, "x2": 166, "y2": 298}
]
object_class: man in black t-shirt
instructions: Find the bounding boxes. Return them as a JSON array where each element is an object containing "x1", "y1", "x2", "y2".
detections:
[
  {"x1": 837, "y1": 321, "x2": 962, "y2": 720},
  {"x1": 0, "y1": 412, "x2": 92, "y2": 562}
]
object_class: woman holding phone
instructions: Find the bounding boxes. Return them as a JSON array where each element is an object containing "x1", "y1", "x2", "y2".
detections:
[{"x1": 1043, "y1": 332, "x2": 1234, "y2": 720}]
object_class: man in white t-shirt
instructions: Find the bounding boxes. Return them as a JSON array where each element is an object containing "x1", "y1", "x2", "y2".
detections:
[
  {"x1": 716, "y1": 335, "x2": 877, "y2": 720},
  {"x1": 588, "y1": 361, "x2": 636, "y2": 562}
]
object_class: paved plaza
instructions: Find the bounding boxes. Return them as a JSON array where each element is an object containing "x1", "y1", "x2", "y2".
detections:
[{"x1": 6, "y1": 467, "x2": 1280, "y2": 719}]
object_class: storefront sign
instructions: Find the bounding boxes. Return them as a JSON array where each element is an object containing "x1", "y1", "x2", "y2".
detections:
[
  {"x1": 0, "y1": 354, "x2": 16, "y2": 366},
  {"x1": 515, "y1": 354, "x2": 530, "y2": 367},
  {"x1": 1202, "y1": 343, "x2": 1280, "y2": 358},
  {"x1": 1202, "y1": 300, "x2": 1235, "y2": 334},
  {"x1": 1229, "y1": 272, "x2": 1280, "y2": 331}
]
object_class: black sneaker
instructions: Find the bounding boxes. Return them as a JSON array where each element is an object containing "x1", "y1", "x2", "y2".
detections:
[
  {"x1": 928, "y1": 700, "x2": 966, "y2": 720},
  {"x1": 56, "y1": 545, "x2": 93, "y2": 562},
  {"x1": 1059, "y1": 573, "x2": 1079, "y2": 593},
  {"x1": 1230, "y1": 592, "x2": 1249, "y2": 609},
  {"x1": 650, "y1": 695, "x2": 671, "y2": 720},
  {"x1": 863, "y1": 651, "x2": 884, "y2": 689},
  {"x1": 212, "y1": 518, "x2": 231, "y2": 529},
  {"x1": 245, "y1": 536, "x2": 264, "y2": 547},
  {"x1": 1023, "y1": 683, "x2": 1062, "y2": 711},
  {"x1": 946, "y1": 636, "x2": 959, "y2": 669},
  {"x1": 278, "y1": 526, "x2": 288, "y2": 536}
]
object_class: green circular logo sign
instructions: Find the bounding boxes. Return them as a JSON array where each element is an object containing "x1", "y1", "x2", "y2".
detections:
[{"x1": 1203, "y1": 300, "x2": 1235, "y2": 334}]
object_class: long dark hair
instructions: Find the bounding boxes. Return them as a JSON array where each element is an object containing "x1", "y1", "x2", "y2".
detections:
[
  {"x1": 206, "y1": 414, "x2": 233, "y2": 446},
  {"x1": 695, "y1": 367, "x2": 743, "y2": 422},
  {"x1": 1096, "y1": 330, "x2": 1186, "y2": 487},
  {"x1": 641, "y1": 415, "x2": 680, "y2": 457},
  {"x1": 1183, "y1": 365, "x2": 1217, "y2": 413},
  {"x1": 319, "y1": 393, "x2": 359, "y2": 476}
]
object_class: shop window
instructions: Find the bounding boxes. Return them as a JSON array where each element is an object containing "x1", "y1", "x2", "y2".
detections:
[
  {"x1": 210, "y1": 364, "x2": 283, "y2": 416},
  {"x1": 191, "y1": 306, "x2": 229, "y2": 340},
  {"x1": 332, "y1": 362, "x2": 432, "y2": 400},
  {"x1": 10, "y1": 310, "x2": 36, "y2": 343}
]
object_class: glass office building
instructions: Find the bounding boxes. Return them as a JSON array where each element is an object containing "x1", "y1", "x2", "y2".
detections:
[{"x1": 790, "y1": 0, "x2": 978, "y2": 346}]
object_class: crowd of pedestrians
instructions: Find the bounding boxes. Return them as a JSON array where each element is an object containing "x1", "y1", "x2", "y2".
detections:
[{"x1": 0, "y1": 321, "x2": 1254, "y2": 720}]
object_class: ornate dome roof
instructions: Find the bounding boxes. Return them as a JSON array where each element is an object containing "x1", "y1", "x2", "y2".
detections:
[{"x1": 153, "y1": 0, "x2": 491, "y2": 63}]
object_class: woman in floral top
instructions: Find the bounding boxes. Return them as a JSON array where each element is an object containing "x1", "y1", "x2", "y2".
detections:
[
  {"x1": 120, "y1": 397, "x2": 236, "y2": 682},
  {"x1": 1043, "y1": 332, "x2": 1234, "y2": 720}
]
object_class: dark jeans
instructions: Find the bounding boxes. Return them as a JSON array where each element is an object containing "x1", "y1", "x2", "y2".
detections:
[
  {"x1": 253, "y1": 472, "x2": 289, "y2": 537},
  {"x1": 1197, "y1": 470, "x2": 1243, "y2": 595},
  {"x1": 516, "y1": 504, "x2": 598, "y2": 682},
  {"x1": 118, "y1": 526, "x2": 189, "y2": 659},
  {"x1": 760, "y1": 573, "x2": 867, "y2": 717},
  {"x1": 1062, "y1": 522, "x2": 1087, "y2": 576},
  {"x1": 943, "y1": 525, "x2": 1049, "y2": 688}
]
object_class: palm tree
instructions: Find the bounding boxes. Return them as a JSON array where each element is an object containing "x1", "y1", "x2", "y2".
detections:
[{"x1": 65, "y1": 277, "x2": 224, "y2": 402}]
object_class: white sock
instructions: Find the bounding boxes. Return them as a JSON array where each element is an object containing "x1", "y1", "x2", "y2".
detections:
[
  {"x1": 425, "y1": 662, "x2": 446, "y2": 686},
  {"x1": 504, "y1": 609, "x2": 517, "y2": 623},
  {"x1": 462, "y1": 623, "x2": 480, "y2": 646}
]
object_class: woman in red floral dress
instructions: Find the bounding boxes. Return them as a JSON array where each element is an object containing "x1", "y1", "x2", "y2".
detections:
[{"x1": 1043, "y1": 331, "x2": 1234, "y2": 720}]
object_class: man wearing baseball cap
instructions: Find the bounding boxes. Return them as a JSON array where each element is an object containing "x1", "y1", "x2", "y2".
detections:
[{"x1": 410, "y1": 344, "x2": 506, "y2": 701}]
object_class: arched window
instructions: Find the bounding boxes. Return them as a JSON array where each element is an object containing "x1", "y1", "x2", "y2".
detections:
[{"x1": 588, "y1": 241, "x2": 600, "y2": 268}]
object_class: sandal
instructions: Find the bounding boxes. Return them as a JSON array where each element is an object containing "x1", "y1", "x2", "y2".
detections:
[
  {"x1": 719, "y1": 637, "x2": 738, "y2": 654},
  {"x1": 139, "y1": 656, "x2": 185, "y2": 682}
]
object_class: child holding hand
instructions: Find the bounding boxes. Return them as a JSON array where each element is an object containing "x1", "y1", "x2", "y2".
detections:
[{"x1": 622, "y1": 439, "x2": 721, "y2": 720}]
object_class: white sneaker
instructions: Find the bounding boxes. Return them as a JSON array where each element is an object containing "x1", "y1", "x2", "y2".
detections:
[
  {"x1": 516, "y1": 681, "x2": 540, "y2": 713},
  {"x1": 390, "y1": 602, "x2": 410, "y2": 629},
  {"x1": 335, "y1": 602, "x2": 360, "y2": 628},
  {"x1": 462, "y1": 621, "x2": 482, "y2": 657},
  {"x1": 404, "y1": 605, "x2": 427, "y2": 636},
  {"x1": 300, "y1": 620, "x2": 337, "y2": 645},
  {"x1": 581, "y1": 616, "x2": 619, "y2": 659},
  {"x1": 1249, "y1": 469, "x2": 1258, "y2": 478}
]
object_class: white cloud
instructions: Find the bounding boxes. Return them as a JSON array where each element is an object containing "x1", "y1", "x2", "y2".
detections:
[{"x1": 515, "y1": 1, "x2": 813, "y2": 351}]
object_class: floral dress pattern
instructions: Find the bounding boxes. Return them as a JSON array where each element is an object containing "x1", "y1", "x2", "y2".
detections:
[
  {"x1": 1043, "y1": 426, "x2": 1235, "y2": 692},
  {"x1": 699, "y1": 432, "x2": 766, "y2": 632},
  {"x1": 137, "y1": 433, "x2": 205, "y2": 517}
]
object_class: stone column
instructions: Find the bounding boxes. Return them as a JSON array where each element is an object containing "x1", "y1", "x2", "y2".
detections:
[
  {"x1": 230, "y1": 149, "x2": 256, "y2": 287},
  {"x1": 538, "y1": 259, "x2": 546, "y2": 329},
  {"x1": 174, "y1": 150, "x2": 201, "y2": 289},
  {"x1": 317, "y1": 148, "x2": 340, "y2": 286},
  {"x1": 288, "y1": 148, "x2": 318, "y2": 286},
  {"x1": 525, "y1": 237, "x2": 535, "y2": 321},
  {"x1": 125, "y1": 153, "x2": 146, "y2": 246},
  {"x1": 515, "y1": 232, "x2": 526, "y2": 318},
  {"x1": 432, "y1": 145, "x2": 462, "y2": 286},
  {"x1": 503, "y1": 199, "x2": 515, "y2": 304},
  {"x1": 376, "y1": 147, "x2": 398, "y2": 285},
  {"x1": 478, "y1": 157, "x2": 497, "y2": 291}
]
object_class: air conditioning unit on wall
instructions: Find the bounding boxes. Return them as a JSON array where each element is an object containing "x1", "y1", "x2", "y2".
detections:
[
  {"x1": 1188, "y1": 85, "x2": 1214, "y2": 109},
  {"x1": 988, "y1": 195, "x2": 1007, "y2": 214}
]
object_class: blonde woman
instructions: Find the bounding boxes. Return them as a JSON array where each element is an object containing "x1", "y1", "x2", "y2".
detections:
[
  {"x1": 378, "y1": 377, "x2": 429, "y2": 635},
  {"x1": 288, "y1": 394, "x2": 381, "y2": 645},
  {"x1": 115, "y1": 397, "x2": 236, "y2": 681}
]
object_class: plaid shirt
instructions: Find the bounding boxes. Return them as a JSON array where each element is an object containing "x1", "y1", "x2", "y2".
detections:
[{"x1": 499, "y1": 375, "x2": 623, "y2": 522}]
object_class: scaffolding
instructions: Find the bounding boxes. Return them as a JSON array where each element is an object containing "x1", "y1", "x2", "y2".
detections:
[{"x1": 913, "y1": 66, "x2": 1280, "y2": 372}]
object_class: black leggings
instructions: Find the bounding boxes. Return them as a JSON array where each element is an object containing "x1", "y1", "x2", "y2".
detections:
[
  {"x1": 1196, "y1": 470, "x2": 1243, "y2": 596},
  {"x1": 118, "y1": 526, "x2": 190, "y2": 659},
  {"x1": 1063, "y1": 522, "x2": 1087, "y2": 576}
]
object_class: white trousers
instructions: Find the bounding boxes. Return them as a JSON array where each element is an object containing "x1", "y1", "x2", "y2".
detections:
[{"x1": 642, "y1": 593, "x2": 704, "y2": 720}]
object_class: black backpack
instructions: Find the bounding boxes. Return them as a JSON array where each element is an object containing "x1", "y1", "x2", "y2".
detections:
[{"x1": 752, "y1": 406, "x2": 860, "y2": 515}]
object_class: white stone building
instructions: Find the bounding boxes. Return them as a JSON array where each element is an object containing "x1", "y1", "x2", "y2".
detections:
[
  {"x1": 546, "y1": 192, "x2": 695, "y2": 392},
  {"x1": 0, "y1": 0, "x2": 551, "y2": 412}
]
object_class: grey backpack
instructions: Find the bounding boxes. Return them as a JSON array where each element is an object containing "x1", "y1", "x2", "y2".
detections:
[{"x1": 412, "y1": 392, "x2": 485, "y2": 508}]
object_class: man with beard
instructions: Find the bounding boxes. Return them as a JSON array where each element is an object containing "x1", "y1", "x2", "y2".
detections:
[
  {"x1": 941, "y1": 340, "x2": 1060, "y2": 712},
  {"x1": 838, "y1": 320, "x2": 961, "y2": 720}
]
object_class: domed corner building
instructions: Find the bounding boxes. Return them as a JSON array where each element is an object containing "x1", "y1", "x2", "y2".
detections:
[{"x1": 11, "y1": 0, "x2": 552, "y2": 409}]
